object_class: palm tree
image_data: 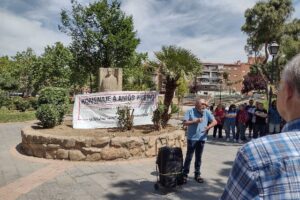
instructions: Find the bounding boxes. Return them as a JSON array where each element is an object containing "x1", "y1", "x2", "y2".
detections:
[{"x1": 152, "y1": 46, "x2": 202, "y2": 127}]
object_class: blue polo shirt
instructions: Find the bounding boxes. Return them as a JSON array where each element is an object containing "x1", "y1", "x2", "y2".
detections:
[
  {"x1": 268, "y1": 107, "x2": 281, "y2": 124},
  {"x1": 184, "y1": 108, "x2": 214, "y2": 141}
]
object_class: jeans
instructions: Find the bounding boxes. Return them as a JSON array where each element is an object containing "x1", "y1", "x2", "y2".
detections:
[
  {"x1": 253, "y1": 124, "x2": 266, "y2": 138},
  {"x1": 269, "y1": 123, "x2": 280, "y2": 134},
  {"x1": 224, "y1": 120, "x2": 236, "y2": 140},
  {"x1": 246, "y1": 121, "x2": 254, "y2": 138},
  {"x1": 236, "y1": 123, "x2": 246, "y2": 140},
  {"x1": 213, "y1": 124, "x2": 223, "y2": 138},
  {"x1": 183, "y1": 140, "x2": 205, "y2": 177}
]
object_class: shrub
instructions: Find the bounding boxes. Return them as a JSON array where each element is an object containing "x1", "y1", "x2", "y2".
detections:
[
  {"x1": 36, "y1": 104, "x2": 59, "y2": 128},
  {"x1": 0, "y1": 90, "x2": 9, "y2": 108},
  {"x1": 28, "y1": 97, "x2": 38, "y2": 110},
  {"x1": 152, "y1": 101, "x2": 165, "y2": 131},
  {"x1": 116, "y1": 106, "x2": 134, "y2": 131},
  {"x1": 37, "y1": 87, "x2": 69, "y2": 124},
  {"x1": 13, "y1": 97, "x2": 30, "y2": 112},
  {"x1": 38, "y1": 87, "x2": 69, "y2": 106},
  {"x1": 152, "y1": 101, "x2": 179, "y2": 130},
  {"x1": 5, "y1": 98, "x2": 15, "y2": 110}
]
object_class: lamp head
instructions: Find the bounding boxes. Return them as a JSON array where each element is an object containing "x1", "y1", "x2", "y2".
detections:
[{"x1": 268, "y1": 41, "x2": 279, "y2": 56}]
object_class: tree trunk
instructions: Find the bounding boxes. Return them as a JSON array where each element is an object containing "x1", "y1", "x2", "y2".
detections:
[
  {"x1": 268, "y1": 87, "x2": 273, "y2": 110},
  {"x1": 261, "y1": 42, "x2": 272, "y2": 82},
  {"x1": 266, "y1": 87, "x2": 269, "y2": 102},
  {"x1": 89, "y1": 73, "x2": 93, "y2": 93},
  {"x1": 161, "y1": 79, "x2": 177, "y2": 128},
  {"x1": 263, "y1": 42, "x2": 269, "y2": 64}
]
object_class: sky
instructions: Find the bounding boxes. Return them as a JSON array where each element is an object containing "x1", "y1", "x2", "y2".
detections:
[{"x1": 0, "y1": 0, "x2": 300, "y2": 63}]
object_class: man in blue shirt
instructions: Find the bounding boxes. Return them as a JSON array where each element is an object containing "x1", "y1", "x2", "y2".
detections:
[
  {"x1": 268, "y1": 100, "x2": 282, "y2": 134},
  {"x1": 221, "y1": 54, "x2": 300, "y2": 199},
  {"x1": 182, "y1": 98, "x2": 217, "y2": 183}
]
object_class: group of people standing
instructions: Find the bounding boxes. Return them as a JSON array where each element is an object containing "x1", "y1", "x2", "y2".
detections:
[
  {"x1": 181, "y1": 98, "x2": 283, "y2": 184},
  {"x1": 211, "y1": 99, "x2": 282, "y2": 143},
  {"x1": 182, "y1": 53, "x2": 300, "y2": 199}
]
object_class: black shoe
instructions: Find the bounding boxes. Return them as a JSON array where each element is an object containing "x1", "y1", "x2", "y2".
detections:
[
  {"x1": 195, "y1": 176, "x2": 204, "y2": 183},
  {"x1": 183, "y1": 175, "x2": 188, "y2": 184}
]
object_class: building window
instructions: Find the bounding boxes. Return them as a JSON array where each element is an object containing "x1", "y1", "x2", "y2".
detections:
[
  {"x1": 202, "y1": 72, "x2": 210, "y2": 76},
  {"x1": 211, "y1": 72, "x2": 219, "y2": 78}
]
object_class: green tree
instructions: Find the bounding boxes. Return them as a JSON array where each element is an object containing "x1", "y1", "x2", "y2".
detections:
[
  {"x1": 0, "y1": 56, "x2": 10, "y2": 73},
  {"x1": 241, "y1": 0, "x2": 300, "y2": 100},
  {"x1": 222, "y1": 71, "x2": 228, "y2": 92},
  {"x1": 151, "y1": 46, "x2": 202, "y2": 127},
  {"x1": 241, "y1": 0, "x2": 294, "y2": 81},
  {"x1": 12, "y1": 48, "x2": 37, "y2": 96},
  {"x1": 176, "y1": 75, "x2": 188, "y2": 106},
  {"x1": 123, "y1": 52, "x2": 156, "y2": 91},
  {"x1": 281, "y1": 19, "x2": 300, "y2": 60},
  {"x1": 242, "y1": 0, "x2": 293, "y2": 58},
  {"x1": 59, "y1": 0, "x2": 140, "y2": 92},
  {"x1": 0, "y1": 56, "x2": 18, "y2": 91},
  {"x1": 33, "y1": 42, "x2": 73, "y2": 93}
]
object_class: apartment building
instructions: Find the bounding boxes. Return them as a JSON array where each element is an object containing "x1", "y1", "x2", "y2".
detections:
[
  {"x1": 195, "y1": 57, "x2": 256, "y2": 94},
  {"x1": 157, "y1": 57, "x2": 258, "y2": 94}
]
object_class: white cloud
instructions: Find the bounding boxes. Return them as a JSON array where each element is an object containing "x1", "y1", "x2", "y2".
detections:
[
  {"x1": 178, "y1": 35, "x2": 247, "y2": 63},
  {"x1": 0, "y1": 0, "x2": 299, "y2": 64},
  {"x1": 121, "y1": 0, "x2": 250, "y2": 62},
  {"x1": 199, "y1": 0, "x2": 256, "y2": 14},
  {"x1": 0, "y1": 10, "x2": 71, "y2": 56}
]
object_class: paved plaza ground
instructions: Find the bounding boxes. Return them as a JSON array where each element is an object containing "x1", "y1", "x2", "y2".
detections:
[{"x1": 0, "y1": 122, "x2": 242, "y2": 200}]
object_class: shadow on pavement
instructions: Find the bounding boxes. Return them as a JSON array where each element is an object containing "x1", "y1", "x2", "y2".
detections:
[
  {"x1": 15, "y1": 143, "x2": 26, "y2": 156},
  {"x1": 206, "y1": 135, "x2": 245, "y2": 147},
  {"x1": 219, "y1": 161, "x2": 234, "y2": 178},
  {"x1": 104, "y1": 175, "x2": 227, "y2": 200},
  {"x1": 150, "y1": 171, "x2": 158, "y2": 176}
]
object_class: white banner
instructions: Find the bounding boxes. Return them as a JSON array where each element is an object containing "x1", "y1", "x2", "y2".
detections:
[{"x1": 73, "y1": 91, "x2": 158, "y2": 129}]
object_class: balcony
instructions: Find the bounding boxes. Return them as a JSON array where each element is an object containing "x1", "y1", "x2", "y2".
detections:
[
  {"x1": 201, "y1": 71, "x2": 210, "y2": 76},
  {"x1": 200, "y1": 78, "x2": 210, "y2": 85},
  {"x1": 198, "y1": 85, "x2": 220, "y2": 91},
  {"x1": 211, "y1": 72, "x2": 221, "y2": 78}
]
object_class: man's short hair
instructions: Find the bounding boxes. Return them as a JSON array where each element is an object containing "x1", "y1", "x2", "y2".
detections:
[
  {"x1": 282, "y1": 54, "x2": 300, "y2": 95},
  {"x1": 195, "y1": 98, "x2": 208, "y2": 106}
]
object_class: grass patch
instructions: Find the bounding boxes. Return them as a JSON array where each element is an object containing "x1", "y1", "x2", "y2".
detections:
[{"x1": 0, "y1": 109, "x2": 36, "y2": 123}]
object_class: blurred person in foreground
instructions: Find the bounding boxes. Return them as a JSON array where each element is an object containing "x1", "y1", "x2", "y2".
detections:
[
  {"x1": 182, "y1": 99, "x2": 217, "y2": 183},
  {"x1": 221, "y1": 54, "x2": 300, "y2": 199}
]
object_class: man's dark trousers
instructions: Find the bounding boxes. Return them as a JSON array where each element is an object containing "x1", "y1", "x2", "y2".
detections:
[{"x1": 183, "y1": 140, "x2": 205, "y2": 177}]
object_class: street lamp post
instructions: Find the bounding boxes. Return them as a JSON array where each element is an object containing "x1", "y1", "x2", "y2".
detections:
[
  {"x1": 219, "y1": 79, "x2": 222, "y2": 104},
  {"x1": 267, "y1": 41, "x2": 279, "y2": 133},
  {"x1": 267, "y1": 42, "x2": 279, "y2": 108}
]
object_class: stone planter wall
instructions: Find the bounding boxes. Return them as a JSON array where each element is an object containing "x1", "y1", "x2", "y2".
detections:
[{"x1": 21, "y1": 126, "x2": 186, "y2": 161}]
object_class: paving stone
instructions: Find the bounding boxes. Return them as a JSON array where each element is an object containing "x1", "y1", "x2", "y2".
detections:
[{"x1": 0, "y1": 121, "x2": 242, "y2": 200}]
